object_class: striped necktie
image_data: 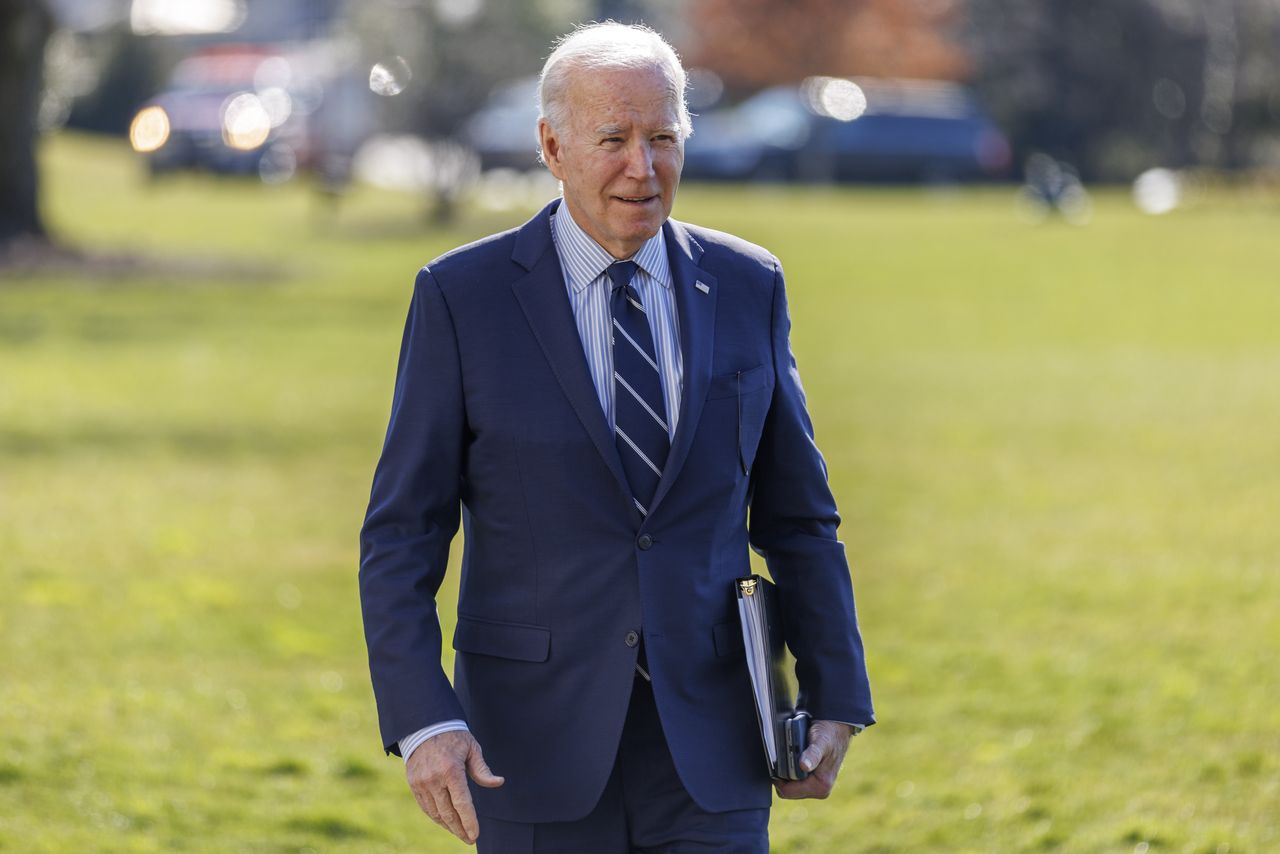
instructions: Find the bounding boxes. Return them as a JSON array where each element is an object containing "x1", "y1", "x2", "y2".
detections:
[{"x1": 607, "y1": 261, "x2": 669, "y2": 516}]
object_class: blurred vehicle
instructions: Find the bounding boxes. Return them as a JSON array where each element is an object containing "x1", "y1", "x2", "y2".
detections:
[
  {"x1": 684, "y1": 78, "x2": 1011, "y2": 184},
  {"x1": 460, "y1": 76, "x2": 543, "y2": 172},
  {"x1": 459, "y1": 74, "x2": 1009, "y2": 185},
  {"x1": 129, "y1": 43, "x2": 364, "y2": 182}
]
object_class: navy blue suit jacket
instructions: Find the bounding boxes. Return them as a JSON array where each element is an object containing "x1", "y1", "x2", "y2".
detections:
[{"x1": 359, "y1": 199, "x2": 873, "y2": 823}]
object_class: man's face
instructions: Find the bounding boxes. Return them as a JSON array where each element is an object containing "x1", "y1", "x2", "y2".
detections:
[{"x1": 538, "y1": 65, "x2": 684, "y2": 260}]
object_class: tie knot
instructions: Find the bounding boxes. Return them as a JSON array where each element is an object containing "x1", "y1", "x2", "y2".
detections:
[{"x1": 607, "y1": 261, "x2": 639, "y2": 293}]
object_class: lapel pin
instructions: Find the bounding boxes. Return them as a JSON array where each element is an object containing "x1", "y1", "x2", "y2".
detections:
[{"x1": 695, "y1": 281, "x2": 710, "y2": 294}]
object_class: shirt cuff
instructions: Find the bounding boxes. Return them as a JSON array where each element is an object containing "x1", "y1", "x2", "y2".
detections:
[
  {"x1": 399, "y1": 719, "x2": 470, "y2": 763},
  {"x1": 824, "y1": 720, "x2": 866, "y2": 735}
]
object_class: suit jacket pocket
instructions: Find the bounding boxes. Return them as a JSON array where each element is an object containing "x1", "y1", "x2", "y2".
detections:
[
  {"x1": 453, "y1": 615, "x2": 551, "y2": 662},
  {"x1": 712, "y1": 620, "x2": 745, "y2": 658},
  {"x1": 706, "y1": 366, "x2": 773, "y2": 474},
  {"x1": 706, "y1": 364, "x2": 770, "y2": 400}
]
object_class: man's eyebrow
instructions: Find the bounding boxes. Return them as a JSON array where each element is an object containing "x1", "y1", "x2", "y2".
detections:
[{"x1": 592, "y1": 123, "x2": 681, "y2": 137}]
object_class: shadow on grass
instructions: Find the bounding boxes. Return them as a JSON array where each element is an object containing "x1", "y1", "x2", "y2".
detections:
[
  {"x1": 0, "y1": 235, "x2": 285, "y2": 282},
  {"x1": 285, "y1": 814, "x2": 375, "y2": 841},
  {"x1": 335, "y1": 758, "x2": 376, "y2": 781},
  {"x1": 0, "y1": 424, "x2": 332, "y2": 460},
  {"x1": 263, "y1": 758, "x2": 310, "y2": 777}
]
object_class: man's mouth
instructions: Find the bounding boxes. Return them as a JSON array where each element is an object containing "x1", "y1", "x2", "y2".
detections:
[{"x1": 615, "y1": 195, "x2": 657, "y2": 205}]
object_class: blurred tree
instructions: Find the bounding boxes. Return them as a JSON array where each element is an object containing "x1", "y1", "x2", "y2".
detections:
[
  {"x1": 686, "y1": 0, "x2": 971, "y2": 93},
  {"x1": 965, "y1": 0, "x2": 1280, "y2": 180},
  {"x1": 348, "y1": 0, "x2": 590, "y2": 221},
  {"x1": 63, "y1": 29, "x2": 174, "y2": 136},
  {"x1": 0, "y1": 0, "x2": 55, "y2": 246}
]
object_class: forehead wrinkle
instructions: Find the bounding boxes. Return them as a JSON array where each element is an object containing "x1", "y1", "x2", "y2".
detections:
[{"x1": 566, "y1": 68, "x2": 681, "y2": 127}]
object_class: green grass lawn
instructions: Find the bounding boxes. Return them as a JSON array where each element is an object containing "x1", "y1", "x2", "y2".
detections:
[{"x1": 1, "y1": 133, "x2": 1277, "y2": 852}]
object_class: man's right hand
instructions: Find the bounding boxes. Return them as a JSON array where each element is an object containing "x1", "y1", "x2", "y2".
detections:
[{"x1": 405, "y1": 730, "x2": 505, "y2": 845}]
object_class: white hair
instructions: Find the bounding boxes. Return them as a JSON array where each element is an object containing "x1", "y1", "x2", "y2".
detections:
[{"x1": 538, "y1": 21, "x2": 692, "y2": 142}]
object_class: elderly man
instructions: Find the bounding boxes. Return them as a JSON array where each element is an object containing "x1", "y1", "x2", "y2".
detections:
[{"x1": 359, "y1": 22, "x2": 874, "y2": 853}]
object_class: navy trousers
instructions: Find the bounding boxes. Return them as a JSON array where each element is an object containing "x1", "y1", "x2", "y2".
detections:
[{"x1": 476, "y1": 674, "x2": 770, "y2": 853}]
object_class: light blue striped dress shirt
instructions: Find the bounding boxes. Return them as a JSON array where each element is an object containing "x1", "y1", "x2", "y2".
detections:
[
  {"x1": 550, "y1": 206, "x2": 684, "y2": 440},
  {"x1": 398, "y1": 204, "x2": 684, "y2": 762}
]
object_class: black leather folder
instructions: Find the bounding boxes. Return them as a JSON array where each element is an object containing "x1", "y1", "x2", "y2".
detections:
[{"x1": 734, "y1": 574, "x2": 810, "y2": 781}]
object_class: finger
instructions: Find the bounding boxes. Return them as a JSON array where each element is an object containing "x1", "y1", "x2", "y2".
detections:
[
  {"x1": 432, "y1": 781, "x2": 470, "y2": 843},
  {"x1": 447, "y1": 771, "x2": 480, "y2": 843},
  {"x1": 407, "y1": 769, "x2": 441, "y2": 824},
  {"x1": 466, "y1": 745, "x2": 505, "y2": 788},
  {"x1": 418, "y1": 786, "x2": 445, "y2": 827},
  {"x1": 774, "y1": 779, "x2": 810, "y2": 800},
  {"x1": 775, "y1": 775, "x2": 832, "y2": 800},
  {"x1": 800, "y1": 734, "x2": 829, "y2": 773}
]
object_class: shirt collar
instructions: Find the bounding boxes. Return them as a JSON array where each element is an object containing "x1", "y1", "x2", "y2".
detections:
[{"x1": 551, "y1": 201, "x2": 672, "y2": 294}]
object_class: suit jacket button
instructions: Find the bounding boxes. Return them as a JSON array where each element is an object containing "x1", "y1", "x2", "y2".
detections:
[
  {"x1": 624, "y1": 631, "x2": 639, "y2": 648},
  {"x1": 637, "y1": 534, "x2": 654, "y2": 550}
]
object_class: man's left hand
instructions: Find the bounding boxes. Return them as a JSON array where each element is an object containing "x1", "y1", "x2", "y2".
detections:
[{"x1": 774, "y1": 720, "x2": 855, "y2": 800}]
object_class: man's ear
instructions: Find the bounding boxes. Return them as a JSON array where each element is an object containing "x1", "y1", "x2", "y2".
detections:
[{"x1": 538, "y1": 119, "x2": 564, "y2": 181}]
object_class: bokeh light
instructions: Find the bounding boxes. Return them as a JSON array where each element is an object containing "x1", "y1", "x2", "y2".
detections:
[
  {"x1": 221, "y1": 93, "x2": 271, "y2": 151},
  {"x1": 255, "y1": 87, "x2": 292, "y2": 128},
  {"x1": 253, "y1": 56, "x2": 293, "y2": 92},
  {"x1": 820, "y1": 79, "x2": 867, "y2": 122},
  {"x1": 1132, "y1": 168, "x2": 1182, "y2": 215},
  {"x1": 434, "y1": 0, "x2": 484, "y2": 27},
  {"x1": 128, "y1": 105, "x2": 170, "y2": 153},
  {"x1": 369, "y1": 57, "x2": 412, "y2": 97},
  {"x1": 130, "y1": 0, "x2": 246, "y2": 35},
  {"x1": 802, "y1": 76, "x2": 867, "y2": 122},
  {"x1": 258, "y1": 144, "x2": 297, "y2": 184},
  {"x1": 1055, "y1": 183, "x2": 1092, "y2": 225},
  {"x1": 687, "y1": 68, "x2": 725, "y2": 111}
]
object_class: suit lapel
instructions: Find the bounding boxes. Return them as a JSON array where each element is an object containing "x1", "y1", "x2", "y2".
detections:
[
  {"x1": 510, "y1": 202, "x2": 633, "y2": 503},
  {"x1": 648, "y1": 219, "x2": 717, "y2": 517}
]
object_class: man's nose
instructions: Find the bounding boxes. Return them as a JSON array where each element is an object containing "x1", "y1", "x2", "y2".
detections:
[{"x1": 623, "y1": 140, "x2": 655, "y2": 179}]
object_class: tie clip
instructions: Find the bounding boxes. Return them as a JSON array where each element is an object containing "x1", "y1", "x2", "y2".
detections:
[{"x1": 695, "y1": 281, "x2": 710, "y2": 294}]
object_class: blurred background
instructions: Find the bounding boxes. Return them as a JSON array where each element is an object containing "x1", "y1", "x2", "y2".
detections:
[{"x1": 1, "y1": 1, "x2": 1278, "y2": 852}]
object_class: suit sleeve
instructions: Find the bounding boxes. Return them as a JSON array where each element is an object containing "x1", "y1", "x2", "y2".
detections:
[
  {"x1": 359, "y1": 267, "x2": 468, "y2": 756},
  {"x1": 747, "y1": 259, "x2": 875, "y2": 728}
]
